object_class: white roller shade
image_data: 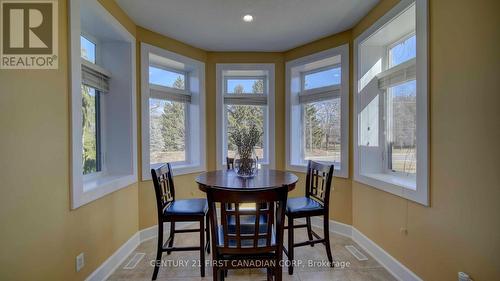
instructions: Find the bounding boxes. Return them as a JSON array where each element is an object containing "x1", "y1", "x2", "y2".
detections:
[
  {"x1": 224, "y1": 94, "x2": 267, "y2": 106},
  {"x1": 298, "y1": 88, "x2": 340, "y2": 104},
  {"x1": 378, "y1": 58, "x2": 416, "y2": 89},
  {"x1": 81, "y1": 59, "x2": 111, "y2": 93},
  {"x1": 150, "y1": 84, "x2": 191, "y2": 103}
]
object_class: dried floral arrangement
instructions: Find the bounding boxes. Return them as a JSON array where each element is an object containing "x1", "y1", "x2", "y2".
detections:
[{"x1": 229, "y1": 124, "x2": 262, "y2": 176}]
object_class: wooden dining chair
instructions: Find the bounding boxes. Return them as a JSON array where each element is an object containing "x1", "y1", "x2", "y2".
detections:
[
  {"x1": 206, "y1": 186, "x2": 288, "y2": 281},
  {"x1": 151, "y1": 163, "x2": 210, "y2": 280},
  {"x1": 283, "y1": 160, "x2": 334, "y2": 275}
]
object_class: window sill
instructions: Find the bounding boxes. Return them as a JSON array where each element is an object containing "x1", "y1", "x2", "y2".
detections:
[
  {"x1": 287, "y1": 162, "x2": 347, "y2": 178},
  {"x1": 361, "y1": 172, "x2": 416, "y2": 190},
  {"x1": 83, "y1": 173, "x2": 136, "y2": 192},
  {"x1": 72, "y1": 173, "x2": 137, "y2": 208},
  {"x1": 353, "y1": 172, "x2": 429, "y2": 205},
  {"x1": 143, "y1": 162, "x2": 206, "y2": 181}
]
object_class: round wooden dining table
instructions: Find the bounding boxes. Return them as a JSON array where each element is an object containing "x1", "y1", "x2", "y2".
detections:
[{"x1": 196, "y1": 169, "x2": 298, "y2": 192}]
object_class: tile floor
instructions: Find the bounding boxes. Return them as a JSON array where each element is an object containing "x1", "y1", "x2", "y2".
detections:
[{"x1": 108, "y1": 224, "x2": 397, "y2": 281}]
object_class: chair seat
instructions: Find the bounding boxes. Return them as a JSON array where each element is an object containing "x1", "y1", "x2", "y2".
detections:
[
  {"x1": 286, "y1": 197, "x2": 323, "y2": 214},
  {"x1": 164, "y1": 198, "x2": 208, "y2": 216}
]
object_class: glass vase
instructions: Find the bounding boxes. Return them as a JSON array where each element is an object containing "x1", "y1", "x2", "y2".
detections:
[{"x1": 234, "y1": 149, "x2": 258, "y2": 178}]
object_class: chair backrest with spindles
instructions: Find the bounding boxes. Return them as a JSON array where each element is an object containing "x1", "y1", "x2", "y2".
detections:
[
  {"x1": 151, "y1": 163, "x2": 176, "y2": 219},
  {"x1": 305, "y1": 160, "x2": 334, "y2": 207},
  {"x1": 207, "y1": 187, "x2": 288, "y2": 255}
]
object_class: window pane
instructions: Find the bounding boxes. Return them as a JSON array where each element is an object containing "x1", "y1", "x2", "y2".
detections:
[
  {"x1": 303, "y1": 98, "x2": 341, "y2": 163},
  {"x1": 80, "y1": 36, "x2": 96, "y2": 63},
  {"x1": 304, "y1": 67, "x2": 341, "y2": 90},
  {"x1": 226, "y1": 105, "x2": 264, "y2": 160},
  {"x1": 82, "y1": 85, "x2": 100, "y2": 174},
  {"x1": 389, "y1": 35, "x2": 416, "y2": 67},
  {"x1": 149, "y1": 98, "x2": 186, "y2": 164},
  {"x1": 226, "y1": 79, "x2": 264, "y2": 94},
  {"x1": 149, "y1": 67, "x2": 185, "y2": 90},
  {"x1": 387, "y1": 80, "x2": 416, "y2": 174}
]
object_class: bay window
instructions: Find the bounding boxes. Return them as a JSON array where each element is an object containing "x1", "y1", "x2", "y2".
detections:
[
  {"x1": 286, "y1": 44, "x2": 349, "y2": 177},
  {"x1": 216, "y1": 64, "x2": 275, "y2": 169},
  {"x1": 353, "y1": 0, "x2": 428, "y2": 205},
  {"x1": 141, "y1": 43, "x2": 206, "y2": 179}
]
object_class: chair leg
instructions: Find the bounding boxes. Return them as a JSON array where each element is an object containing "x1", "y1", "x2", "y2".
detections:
[
  {"x1": 287, "y1": 216, "x2": 294, "y2": 275},
  {"x1": 213, "y1": 267, "x2": 219, "y2": 281},
  {"x1": 152, "y1": 222, "x2": 163, "y2": 280},
  {"x1": 200, "y1": 218, "x2": 205, "y2": 277},
  {"x1": 167, "y1": 221, "x2": 175, "y2": 255},
  {"x1": 276, "y1": 266, "x2": 282, "y2": 281},
  {"x1": 323, "y1": 214, "x2": 333, "y2": 267},
  {"x1": 306, "y1": 217, "x2": 314, "y2": 247},
  {"x1": 205, "y1": 214, "x2": 210, "y2": 253}
]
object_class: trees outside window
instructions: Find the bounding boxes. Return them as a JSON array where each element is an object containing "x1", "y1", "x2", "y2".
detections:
[
  {"x1": 149, "y1": 77, "x2": 187, "y2": 164},
  {"x1": 226, "y1": 80, "x2": 265, "y2": 159}
]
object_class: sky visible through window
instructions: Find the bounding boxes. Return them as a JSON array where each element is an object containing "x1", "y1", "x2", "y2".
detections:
[
  {"x1": 80, "y1": 36, "x2": 96, "y2": 63},
  {"x1": 389, "y1": 35, "x2": 416, "y2": 67},
  {"x1": 304, "y1": 67, "x2": 341, "y2": 90},
  {"x1": 149, "y1": 66, "x2": 185, "y2": 89},
  {"x1": 227, "y1": 79, "x2": 264, "y2": 94}
]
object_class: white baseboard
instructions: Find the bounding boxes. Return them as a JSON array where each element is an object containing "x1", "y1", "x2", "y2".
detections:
[
  {"x1": 85, "y1": 232, "x2": 140, "y2": 281},
  {"x1": 86, "y1": 221, "x2": 195, "y2": 281},
  {"x1": 139, "y1": 221, "x2": 196, "y2": 242},
  {"x1": 351, "y1": 228, "x2": 423, "y2": 281},
  {"x1": 296, "y1": 217, "x2": 421, "y2": 281},
  {"x1": 86, "y1": 219, "x2": 421, "y2": 281},
  {"x1": 309, "y1": 217, "x2": 353, "y2": 238}
]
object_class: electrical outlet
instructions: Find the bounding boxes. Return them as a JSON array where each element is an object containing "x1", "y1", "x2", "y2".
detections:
[
  {"x1": 400, "y1": 227, "x2": 408, "y2": 235},
  {"x1": 76, "y1": 253, "x2": 85, "y2": 272}
]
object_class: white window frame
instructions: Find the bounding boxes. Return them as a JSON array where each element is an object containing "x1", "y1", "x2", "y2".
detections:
[
  {"x1": 216, "y1": 64, "x2": 275, "y2": 170},
  {"x1": 80, "y1": 32, "x2": 99, "y2": 64},
  {"x1": 80, "y1": 34, "x2": 107, "y2": 181},
  {"x1": 224, "y1": 76, "x2": 267, "y2": 94},
  {"x1": 384, "y1": 32, "x2": 417, "y2": 178},
  {"x1": 149, "y1": 64, "x2": 189, "y2": 92},
  {"x1": 141, "y1": 43, "x2": 206, "y2": 180},
  {"x1": 387, "y1": 32, "x2": 416, "y2": 69},
  {"x1": 286, "y1": 44, "x2": 349, "y2": 178},
  {"x1": 301, "y1": 64, "x2": 341, "y2": 93},
  {"x1": 353, "y1": 0, "x2": 429, "y2": 205},
  {"x1": 70, "y1": 0, "x2": 137, "y2": 209}
]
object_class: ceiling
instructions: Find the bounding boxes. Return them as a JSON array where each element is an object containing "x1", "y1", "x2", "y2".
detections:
[{"x1": 115, "y1": 0, "x2": 379, "y2": 52}]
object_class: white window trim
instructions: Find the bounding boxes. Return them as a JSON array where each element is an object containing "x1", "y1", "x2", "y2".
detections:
[
  {"x1": 141, "y1": 43, "x2": 206, "y2": 180},
  {"x1": 353, "y1": 0, "x2": 429, "y2": 205},
  {"x1": 216, "y1": 63, "x2": 276, "y2": 170},
  {"x1": 300, "y1": 63, "x2": 341, "y2": 94},
  {"x1": 149, "y1": 64, "x2": 190, "y2": 94},
  {"x1": 70, "y1": 0, "x2": 137, "y2": 209},
  {"x1": 285, "y1": 44, "x2": 350, "y2": 178}
]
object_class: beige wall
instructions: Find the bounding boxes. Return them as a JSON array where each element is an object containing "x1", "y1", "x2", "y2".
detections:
[
  {"x1": 0, "y1": 1, "x2": 139, "y2": 280},
  {"x1": 1, "y1": 0, "x2": 499, "y2": 280},
  {"x1": 350, "y1": 0, "x2": 500, "y2": 281}
]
